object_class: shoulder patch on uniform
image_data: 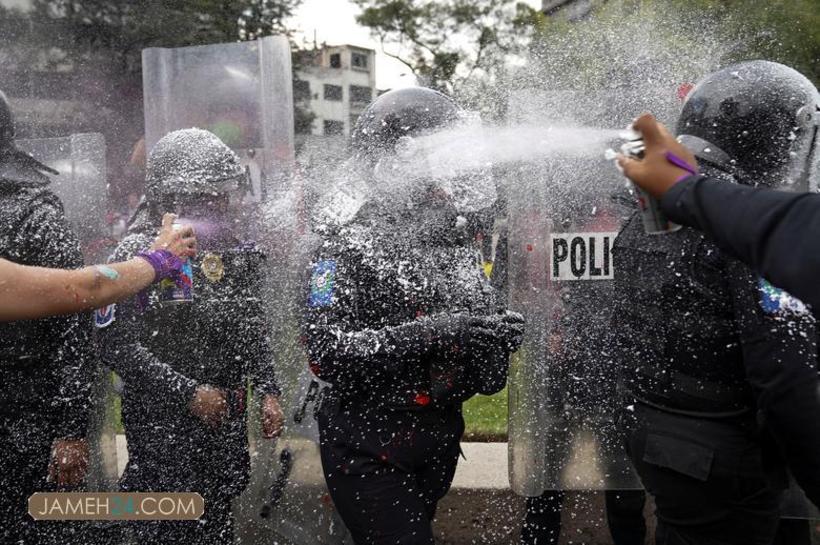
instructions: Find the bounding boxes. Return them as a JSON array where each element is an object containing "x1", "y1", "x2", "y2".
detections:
[
  {"x1": 758, "y1": 278, "x2": 809, "y2": 316},
  {"x1": 309, "y1": 260, "x2": 337, "y2": 308},
  {"x1": 94, "y1": 304, "x2": 117, "y2": 328}
]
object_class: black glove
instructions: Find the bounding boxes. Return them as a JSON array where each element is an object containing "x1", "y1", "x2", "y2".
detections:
[
  {"x1": 418, "y1": 312, "x2": 497, "y2": 353},
  {"x1": 476, "y1": 311, "x2": 525, "y2": 353}
]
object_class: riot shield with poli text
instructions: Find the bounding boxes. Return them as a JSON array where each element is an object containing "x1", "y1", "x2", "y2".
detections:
[
  {"x1": 507, "y1": 154, "x2": 640, "y2": 495},
  {"x1": 505, "y1": 89, "x2": 679, "y2": 496}
]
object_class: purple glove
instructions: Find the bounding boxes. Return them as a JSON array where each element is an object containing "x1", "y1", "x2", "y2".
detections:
[{"x1": 135, "y1": 249, "x2": 186, "y2": 283}]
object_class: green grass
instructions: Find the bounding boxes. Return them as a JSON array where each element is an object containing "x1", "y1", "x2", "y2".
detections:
[
  {"x1": 110, "y1": 383, "x2": 510, "y2": 442},
  {"x1": 462, "y1": 387, "x2": 509, "y2": 442}
]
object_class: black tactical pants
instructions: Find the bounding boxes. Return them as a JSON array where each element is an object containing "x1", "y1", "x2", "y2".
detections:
[
  {"x1": 318, "y1": 404, "x2": 464, "y2": 545},
  {"x1": 118, "y1": 451, "x2": 244, "y2": 545},
  {"x1": 618, "y1": 402, "x2": 783, "y2": 545}
]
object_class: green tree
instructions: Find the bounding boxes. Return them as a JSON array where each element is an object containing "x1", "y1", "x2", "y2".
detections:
[
  {"x1": 673, "y1": 0, "x2": 820, "y2": 84},
  {"x1": 0, "y1": 0, "x2": 307, "y2": 195},
  {"x1": 31, "y1": 0, "x2": 302, "y2": 72},
  {"x1": 353, "y1": 0, "x2": 539, "y2": 93},
  {"x1": 529, "y1": 0, "x2": 819, "y2": 87}
]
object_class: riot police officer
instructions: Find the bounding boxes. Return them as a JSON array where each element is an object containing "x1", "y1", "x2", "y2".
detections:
[
  {"x1": 303, "y1": 87, "x2": 525, "y2": 545},
  {"x1": 98, "y1": 128, "x2": 283, "y2": 544},
  {"x1": 613, "y1": 61, "x2": 820, "y2": 545},
  {"x1": 0, "y1": 89, "x2": 95, "y2": 543}
]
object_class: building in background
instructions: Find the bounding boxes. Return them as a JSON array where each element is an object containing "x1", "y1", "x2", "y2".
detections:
[{"x1": 295, "y1": 44, "x2": 378, "y2": 138}]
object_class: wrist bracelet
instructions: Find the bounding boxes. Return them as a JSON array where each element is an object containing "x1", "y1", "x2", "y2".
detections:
[{"x1": 135, "y1": 249, "x2": 185, "y2": 283}]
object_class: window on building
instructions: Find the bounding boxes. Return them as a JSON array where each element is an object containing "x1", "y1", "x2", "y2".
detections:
[
  {"x1": 293, "y1": 79, "x2": 311, "y2": 102},
  {"x1": 351, "y1": 52, "x2": 369, "y2": 70},
  {"x1": 329, "y1": 53, "x2": 341, "y2": 68},
  {"x1": 323, "y1": 84, "x2": 343, "y2": 101},
  {"x1": 324, "y1": 120, "x2": 345, "y2": 136},
  {"x1": 349, "y1": 85, "x2": 372, "y2": 105}
]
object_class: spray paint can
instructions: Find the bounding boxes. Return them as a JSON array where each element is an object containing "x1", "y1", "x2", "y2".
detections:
[
  {"x1": 619, "y1": 136, "x2": 681, "y2": 235},
  {"x1": 159, "y1": 222, "x2": 194, "y2": 303}
]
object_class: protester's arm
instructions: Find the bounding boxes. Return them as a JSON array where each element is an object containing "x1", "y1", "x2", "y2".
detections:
[
  {"x1": 18, "y1": 201, "x2": 94, "y2": 438},
  {"x1": 662, "y1": 177, "x2": 820, "y2": 309},
  {"x1": 729, "y1": 261, "x2": 820, "y2": 507},
  {"x1": 0, "y1": 213, "x2": 195, "y2": 322},
  {"x1": 617, "y1": 113, "x2": 820, "y2": 308}
]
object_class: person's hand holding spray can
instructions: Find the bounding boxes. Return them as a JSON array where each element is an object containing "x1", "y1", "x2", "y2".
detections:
[
  {"x1": 135, "y1": 215, "x2": 195, "y2": 305},
  {"x1": 606, "y1": 113, "x2": 700, "y2": 234},
  {"x1": 163, "y1": 220, "x2": 194, "y2": 302}
]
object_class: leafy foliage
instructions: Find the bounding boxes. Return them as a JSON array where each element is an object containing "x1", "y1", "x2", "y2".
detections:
[
  {"x1": 353, "y1": 0, "x2": 539, "y2": 93},
  {"x1": 530, "y1": 0, "x2": 819, "y2": 86},
  {"x1": 0, "y1": 0, "x2": 306, "y2": 195},
  {"x1": 29, "y1": 0, "x2": 302, "y2": 74}
]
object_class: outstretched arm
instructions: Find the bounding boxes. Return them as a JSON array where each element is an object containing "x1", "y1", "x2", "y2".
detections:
[
  {"x1": 0, "y1": 214, "x2": 195, "y2": 322},
  {"x1": 616, "y1": 113, "x2": 820, "y2": 309},
  {"x1": 96, "y1": 233, "x2": 199, "y2": 407}
]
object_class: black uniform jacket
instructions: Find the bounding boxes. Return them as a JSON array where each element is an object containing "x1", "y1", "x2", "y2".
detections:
[
  {"x1": 663, "y1": 175, "x2": 820, "y2": 310},
  {"x1": 303, "y1": 202, "x2": 510, "y2": 412},
  {"x1": 615, "y1": 210, "x2": 820, "y2": 507},
  {"x1": 0, "y1": 169, "x2": 94, "y2": 445}
]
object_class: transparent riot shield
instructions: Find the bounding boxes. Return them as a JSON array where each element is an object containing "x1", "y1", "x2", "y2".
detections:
[
  {"x1": 235, "y1": 180, "x2": 352, "y2": 545},
  {"x1": 505, "y1": 88, "x2": 680, "y2": 496},
  {"x1": 17, "y1": 133, "x2": 119, "y2": 493},
  {"x1": 507, "y1": 154, "x2": 640, "y2": 495},
  {"x1": 142, "y1": 35, "x2": 295, "y2": 203},
  {"x1": 506, "y1": 89, "x2": 820, "y2": 522},
  {"x1": 16, "y1": 133, "x2": 109, "y2": 256}
]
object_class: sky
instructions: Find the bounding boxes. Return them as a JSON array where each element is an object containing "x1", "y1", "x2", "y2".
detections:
[{"x1": 289, "y1": 0, "x2": 543, "y2": 90}]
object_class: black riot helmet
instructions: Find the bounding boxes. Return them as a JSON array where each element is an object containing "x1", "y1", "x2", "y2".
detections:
[
  {"x1": 351, "y1": 87, "x2": 462, "y2": 165},
  {"x1": 676, "y1": 61, "x2": 820, "y2": 190},
  {"x1": 145, "y1": 128, "x2": 248, "y2": 205}
]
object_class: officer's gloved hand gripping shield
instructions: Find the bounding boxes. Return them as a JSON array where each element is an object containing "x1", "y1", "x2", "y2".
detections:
[
  {"x1": 16, "y1": 133, "x2": 117, "y2": 491},
  {"x1": 505, "y1": 89, "x2": 679, "y2": 497}
]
